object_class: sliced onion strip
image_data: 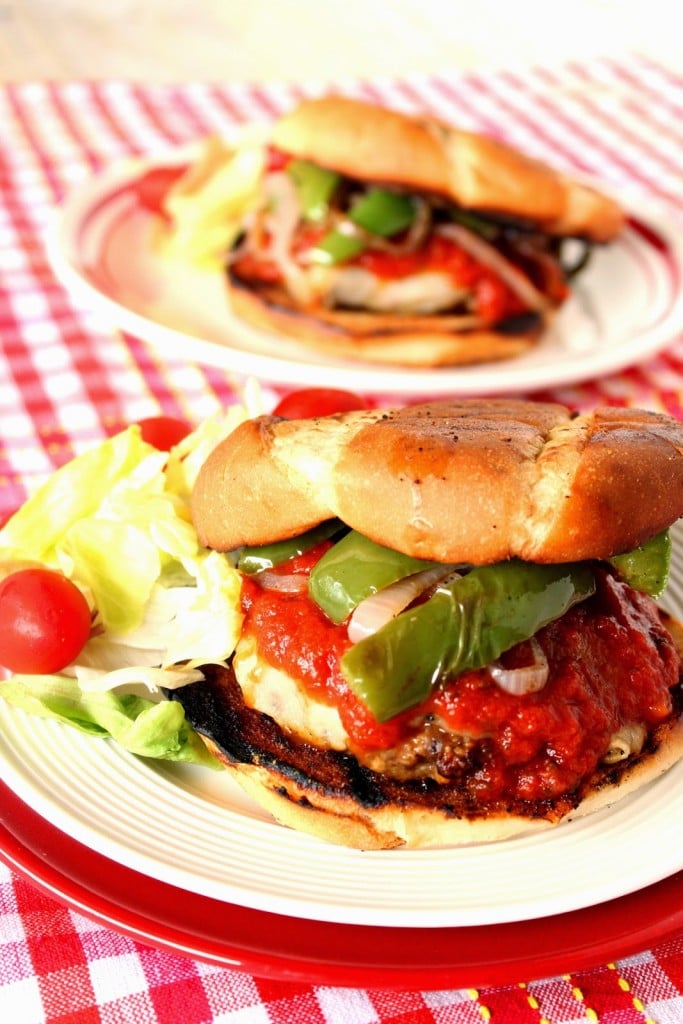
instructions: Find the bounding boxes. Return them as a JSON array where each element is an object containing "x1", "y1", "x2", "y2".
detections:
[
  {"x1": 488, "y1": 638, "x2": 549, "y2": 695},
  {"x1": 348, "y1": 565, "x2": 458, "y2": 643},
  {"x1": 255, "y1": 570, "x2": 309, "y2": 594},
  {"x1": 261, "y1": 171, "x2": 315, "y2": 304},
  {"x1": 438, "y1": 222, "x2": 550, "y2": 314}
]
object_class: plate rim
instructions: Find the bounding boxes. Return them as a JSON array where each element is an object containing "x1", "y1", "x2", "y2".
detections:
[
  {"x1": 2, "y1": 779, "x2": 682, "y2": 989},
  {"x1": 46, "y1": 151, "x2": 683, "y2": 397}
]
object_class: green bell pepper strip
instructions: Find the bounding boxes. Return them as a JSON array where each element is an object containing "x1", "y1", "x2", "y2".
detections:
[
  {"x1": 308, "y1": 228, "x2": 366, "y2": 266},
  {"x1": 341, "y1": 560, "x2": 596, "y2": 722},
  {"x1": 287, "y1": 159, "x2": 341, "y2": 222},
  {"x1": 308, "y1": 530, "x2": 441, "y2": 624},
  {"x1": 309, "y1": 187, "x2": 416, "y2": 266},
  {"x1": 238, "y1": 520, "x2": 344, "y2": 574},
  {"x1": 608, "y1": 529, "x2": 670, "y2": 598},
  {"x1": 348, "y1": 188, "x2": 416, "y2": 237}
]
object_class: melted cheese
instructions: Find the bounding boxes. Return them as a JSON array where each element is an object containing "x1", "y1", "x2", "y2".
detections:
[
  {"x1": 318, "y1": 266, "x2": 469, "y2": 314},
  {"x1": 233, "y1": 635, "x2": 349, "y2": 749}
]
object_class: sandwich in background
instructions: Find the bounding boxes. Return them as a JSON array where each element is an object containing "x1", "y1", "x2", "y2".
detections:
[{"x1": 156, "y1": 96, "x2": 625, "y2": 367}]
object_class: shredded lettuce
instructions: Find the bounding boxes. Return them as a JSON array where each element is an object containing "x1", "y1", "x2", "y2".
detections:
[
  {"x1": 0, "y1": 403, "x2": 251, "y2": 768},
  {"x1": 159, "y1": 133, "x2": 267, "y2": 268},
  {"x1": 0, "y1": 429, "x2": 156, "y2": 566}
]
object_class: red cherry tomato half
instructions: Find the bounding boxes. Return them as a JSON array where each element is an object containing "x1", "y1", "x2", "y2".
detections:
[
  {"x1": 272, "y1": 387, "x2": 370, "y2": 419},
  {"x1": 133, "y1": 165, "x2": 188, "y2": 216},
  {"x1": 0, "y1": 568, "x2": 92, "y2": 674},
  {"x1": 137, "y1": 416, "x2": 192, "y2": 451}
]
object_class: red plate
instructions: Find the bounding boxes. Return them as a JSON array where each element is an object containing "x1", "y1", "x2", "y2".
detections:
[{"x1": 1, "y1": 780, "x2": 682, "y2": 989}]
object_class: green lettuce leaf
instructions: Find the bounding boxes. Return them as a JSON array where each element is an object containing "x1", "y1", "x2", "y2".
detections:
[
  {"x1": 0, "y1": 407, "x2": 253, "y2": 769},
  {"x1": 0, "y1": 429, "x2": 156, "y2": 564},
  {"x1": 0, "y1": 674, "x2": 221, "y2": 769}
]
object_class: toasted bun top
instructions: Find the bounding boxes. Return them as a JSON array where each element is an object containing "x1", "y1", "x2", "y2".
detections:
[
  {"x1": 270, "y1": 96, "x2": 624, "y2": 243},
  {"x1": 191, "y1": 399, "x2": 683, "y2": 565}
]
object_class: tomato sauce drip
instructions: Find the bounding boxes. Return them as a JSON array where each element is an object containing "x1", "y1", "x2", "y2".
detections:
[
  {"x1": 353, "y1": 234, "x2": 527, "y2": 322},
  {"x1": 240, "y1": 544, "x2": 412, "y2": 749},
  {"x1": 427, "y1": 569, "x2": 678, "y2": 802},
  {"x1": 240, "y1": 555, "x2": 680, "y2": 803}
]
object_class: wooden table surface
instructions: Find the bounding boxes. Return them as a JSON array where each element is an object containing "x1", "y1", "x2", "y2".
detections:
[{"x1": 1, "y1": 0, "x2": 679, "y2": 83}]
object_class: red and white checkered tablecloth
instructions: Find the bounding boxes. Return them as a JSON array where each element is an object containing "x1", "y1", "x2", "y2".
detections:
[{"x1": 1, "y1": 53, "x2": 683, "y2": 1023}]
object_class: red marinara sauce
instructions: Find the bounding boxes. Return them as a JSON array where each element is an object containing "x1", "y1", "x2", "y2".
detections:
[
  {"x1": 239, "y1": 544, "x2": 413, "y2": 749},
  {"x1": 230, "y1": 219, "x2": 528, "y2": 323},
  {"x1": 239, "y1": 555, "x2": 680, "y2": 803},
  {"x1": 353, "y1": 234, "x2": 527, "y2": 323},
  {"x1": 427, "y1": 569, "x2": 679, "y2": 802}
]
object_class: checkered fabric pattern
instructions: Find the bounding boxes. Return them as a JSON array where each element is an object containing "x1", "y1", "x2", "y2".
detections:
[
  {"x1": 1, "y1": 865, "x2": 682, "y2": 1023},
  {"x1": 1, "y1": 55, "x2": 682, "y2": 1022}
]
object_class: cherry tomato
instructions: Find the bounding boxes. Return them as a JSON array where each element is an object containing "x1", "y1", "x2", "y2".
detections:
[
  {"x1": 137, "y1": 416, "x2": 191, "y2": 451},
  {"x1": 133, "y1": 165, "x2": 188, "y2": 216},
  {"x1": 0, "y1": 508, "x2": 17, "y2": 530},
  {"x1": 273, "y1": 388, "x2": 370, "y2": 419},
  {"x1": 266, "y1": 145, "x2": 291, "y2": 172},
  {"x1": 0, "y1": 568, "x2": 92, "y2": 674}
]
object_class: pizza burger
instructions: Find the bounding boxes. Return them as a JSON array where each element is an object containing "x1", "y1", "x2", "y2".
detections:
[
  {"x1": 167, "y1": 398, "x2": 683, "y2": 850},
  {"x1": 159, "y1": 96, "x2": 625, "y2": 368}
]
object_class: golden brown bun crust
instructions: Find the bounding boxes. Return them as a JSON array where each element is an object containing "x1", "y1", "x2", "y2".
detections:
[
  {"x1": 271, "y1": 96, "x2": 625, "y2": 243},
  {"x1": 172, "y1": 658, "x2": 683, "y2": 850},
  {"x1": 227, "y1": 274, "x2": 540, "y2": 367},
  {"x1": 191, "y1": 399, "x2": 683, "y2": 564}
]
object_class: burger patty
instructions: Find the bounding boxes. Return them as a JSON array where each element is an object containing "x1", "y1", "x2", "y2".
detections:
[
  {"x1": 170, "y1": 661, "x2": 683, "y2": 825},
  {"x1": 227, "y1": 270, "x2": 544, "y2": 339},
  {"x1": 169, "y1": 570, "x2": 683, "y2": 824}
]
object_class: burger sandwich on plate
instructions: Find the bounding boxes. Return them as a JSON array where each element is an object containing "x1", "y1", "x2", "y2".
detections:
[
  {"x1": 156, "y1": 96, "x2": 625, "y2": 367},
  {"x1": 175, "y1": 397, "x2": 683, "y2": 849},
  {"x1": 1, "y1": 395, "x2": 682, "y2": 852}
]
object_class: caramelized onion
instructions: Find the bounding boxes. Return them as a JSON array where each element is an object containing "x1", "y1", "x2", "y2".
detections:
[
  {"x1": 511, "y1": 235, "x2": 572, "y2": 303},
  {"x1": 488, "y1": 638, "x2": 549, "y2": 695}
]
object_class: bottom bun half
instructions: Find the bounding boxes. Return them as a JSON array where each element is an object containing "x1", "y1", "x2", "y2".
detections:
[
  {"x1": 170, "y1": 638, "x2": 683, "y2": 851},
  {"x1": 227, "y1": 276, "x2": 542, "y2": 368}
]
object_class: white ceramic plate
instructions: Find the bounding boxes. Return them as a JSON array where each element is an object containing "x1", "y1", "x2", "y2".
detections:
[
  {"x1": 46, "y1": 151, "x2": 683, "y2": 397},
  {"x1": 1, "y1": 525, "x2": 682, "y2": 930}
]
